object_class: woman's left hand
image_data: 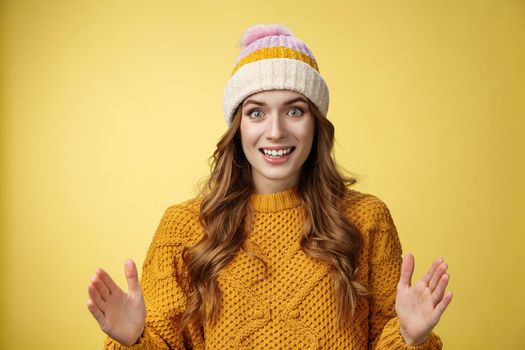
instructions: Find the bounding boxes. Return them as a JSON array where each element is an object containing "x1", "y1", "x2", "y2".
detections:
[{"x1": 395, "y1": 253, "x2": 453, "y2": 345}]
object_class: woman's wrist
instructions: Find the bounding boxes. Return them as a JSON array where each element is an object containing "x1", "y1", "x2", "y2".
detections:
[{"x1": 399, "y1": 326, "x2": 429, "y2": 346}]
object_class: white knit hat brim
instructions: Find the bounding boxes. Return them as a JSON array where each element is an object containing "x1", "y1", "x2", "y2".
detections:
[{"x1": 222, "y1": 58, "x2": 329, "y2": 125}]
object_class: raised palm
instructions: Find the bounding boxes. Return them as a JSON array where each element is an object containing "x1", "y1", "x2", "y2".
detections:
[
  {"x1": 86, "y1": 259, "x2": 146, "y2": 346},
  {"x1": 395, "y1": 253, "x2": 453, "y2": 345}
]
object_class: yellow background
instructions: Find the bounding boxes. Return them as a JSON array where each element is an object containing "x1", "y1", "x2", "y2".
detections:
[{"x1": 1, "y1": 0, "x2": 524, "y2": 349}]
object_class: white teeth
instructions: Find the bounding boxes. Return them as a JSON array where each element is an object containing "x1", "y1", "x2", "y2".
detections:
[{"x1": 262, "y1": 147, "x2": 292, "y2": 157}]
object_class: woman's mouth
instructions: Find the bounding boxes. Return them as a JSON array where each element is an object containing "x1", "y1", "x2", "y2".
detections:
[
  {"x1": 259, "y1": 147, "x2": 296, "y2": 164},
  {"x1": 259, "y1": 147, "x2": 295, "y2": 158}
]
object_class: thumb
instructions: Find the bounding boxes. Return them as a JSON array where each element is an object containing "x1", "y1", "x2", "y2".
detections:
[
  {"x1": 398, "y1": 253, "x2": 415, "y2": 289},
  {"x1": 124, "y1": 259, "x2": 141, "y2": 293}
]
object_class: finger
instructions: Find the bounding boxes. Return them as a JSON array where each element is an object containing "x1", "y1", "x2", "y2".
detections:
[
  {"x1": 421, "y1": 257, "x2": 444, "y2": 286},
  {"x1": 432, "y1": 291, "x2": 453, "y2": 322},
  {"x1": 398, "y1": 253, "x2": 415, "y2": 288},
  {"x1": 86, "y1": 298, "x2": 106, "y2": 325},
  {"x1": 125, "y1": 259, "x2": 141, "y2": 293},
  {"x1": 90, "y1": 275, "x2": 110, "y2": 301},
  {"x1": 96, "y1": 267, "x2": 121, "y2": 296},
  {"x1": 431, "y1": 273, "x2": 450, "y2": 307},
  {"x1": 429, "y1": 262, "x2": 448, "y2": 291},
  {"x1": 88, "y1": 283, "x2": 106, "y2": 310}
]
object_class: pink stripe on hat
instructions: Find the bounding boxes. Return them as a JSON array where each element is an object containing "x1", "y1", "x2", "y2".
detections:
[{"x1": 233, "y1": 35, "x2": 317, "y2": 67}]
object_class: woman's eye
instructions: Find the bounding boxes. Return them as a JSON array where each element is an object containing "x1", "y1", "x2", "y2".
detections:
[
  {"x1": 288, "y1": 107, "x2": 304, "y2": 117},
  {"x1": 248, "y1": 110, "x2": 263, "y2": 118}
]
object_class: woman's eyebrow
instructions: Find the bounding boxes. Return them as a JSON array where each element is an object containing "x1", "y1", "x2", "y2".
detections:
[{"x1": 243, "y1": 97, "x2": 308, "y2": 107}]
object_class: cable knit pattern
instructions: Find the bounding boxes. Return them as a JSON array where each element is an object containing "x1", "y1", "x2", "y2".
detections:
[{"x1": 103, "y1": 188, "x2": 443, "y2": 349}]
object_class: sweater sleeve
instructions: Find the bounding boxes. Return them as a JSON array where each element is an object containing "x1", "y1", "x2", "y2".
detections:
[
  {"x1": 366, "y1": 197, "x2": 443, "y2": 350},
  {"x1": 103, "y1": 204, "x2": 204, "y2": 350}
]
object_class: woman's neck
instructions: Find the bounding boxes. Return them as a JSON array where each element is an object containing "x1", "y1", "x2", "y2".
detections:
[
  {"x1": 251, "y1": 173, "x2": 300, "y2": 195},
  {"x1": 249, "y1": 187, "x2": 301, "y2": 212}
]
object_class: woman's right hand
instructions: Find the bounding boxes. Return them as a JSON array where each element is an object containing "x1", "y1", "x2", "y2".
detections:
[{"x1": 87, "y1": 259, "x2": 147, "y2": 347}]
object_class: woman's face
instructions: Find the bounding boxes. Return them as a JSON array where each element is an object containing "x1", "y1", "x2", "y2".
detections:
[{"x1": 240, "y1": 89, "x2": 315, "y2": 194}]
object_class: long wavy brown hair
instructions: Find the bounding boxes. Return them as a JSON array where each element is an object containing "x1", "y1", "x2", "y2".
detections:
[{"x1": 178, "y1": 97, "x2": 370, "y2": 334}]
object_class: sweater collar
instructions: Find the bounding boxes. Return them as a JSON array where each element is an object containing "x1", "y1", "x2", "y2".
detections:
[{"x1": 249, "y1": 187, "x2": 301, "y2": 213}]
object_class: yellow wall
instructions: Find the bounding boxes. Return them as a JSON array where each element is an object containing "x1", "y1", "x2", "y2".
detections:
[{"x1": 1, "y1": 0, "x2": 524, "y2": 349}]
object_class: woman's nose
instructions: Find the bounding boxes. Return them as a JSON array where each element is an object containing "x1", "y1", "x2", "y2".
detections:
[{"x1": 266, "y1": 114, "x2": 286, "y2": 140}]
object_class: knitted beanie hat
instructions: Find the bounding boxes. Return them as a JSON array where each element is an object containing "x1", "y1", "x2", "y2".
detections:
[{"x1": 222, "y1": 24, "x2": 329, "y2": 126}]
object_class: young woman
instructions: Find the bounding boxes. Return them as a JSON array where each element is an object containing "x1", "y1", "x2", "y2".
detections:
[{"x1": 87, "y1": 24, "x2": 452, "y2": 349}]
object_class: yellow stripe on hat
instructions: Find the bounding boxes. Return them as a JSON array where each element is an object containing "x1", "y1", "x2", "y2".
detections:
[{"x1": 231, "y1": 46, "x2": 319, "y2": 76}]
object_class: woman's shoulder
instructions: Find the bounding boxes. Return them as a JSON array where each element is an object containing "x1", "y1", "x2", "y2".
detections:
[
  {"x1": 155, "y1": 195, "x2": 205, "y2": 245},
  {"x1": 342, "y1": 188, "x2": 395, "y2": 231},
  {"x1": 164, "y1": 195, "x2": 204, "y2": 217}
]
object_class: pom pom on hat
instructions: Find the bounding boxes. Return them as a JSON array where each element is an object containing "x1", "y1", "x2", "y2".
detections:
[{"x1": 240, "y1": 23, "x2": 293, "y2": 48}]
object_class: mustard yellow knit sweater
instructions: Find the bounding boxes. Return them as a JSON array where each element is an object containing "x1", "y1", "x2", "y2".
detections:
[{"x1": 103, "y1": 188, "x2": 443, "y2": 349}]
